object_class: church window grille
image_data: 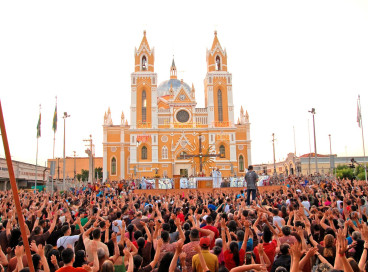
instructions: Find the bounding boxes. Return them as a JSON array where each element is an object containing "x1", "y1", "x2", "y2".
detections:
[
  {"x1": 179, "y1": 151, "x2": 187, "y2": 159},
  {"x1": 142, "y1": 91, "x2": 147, "y2": 123},
  {"x1": 162, "y1": 146, "x2": 168, "y2": 159},
  {"x1": 111, "y1": 157, "x2": 117, "y2": 175},
  {"x1": 219, "y1": 145, "x2": 225, "y2": 158},
  {"x1": 217, "y1": 90, "x2": 223, "y2": 122},
  {"x1": 239, "y1": 155, "x2": 244, "y2": 172},
  {"x1": 141, "y1": 146, "x2": 147, "y2": 160}
]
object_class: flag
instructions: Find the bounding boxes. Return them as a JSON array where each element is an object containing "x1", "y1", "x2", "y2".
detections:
[
  {"x1": 52, "y1": 104, "x2": 57, "y2": 132},
  {"x1": 37, "y1": 112, "x2": 41, "y2": 138},
  {"x1": 358, "y1": 97, "x2": 362, "y2": 128}
]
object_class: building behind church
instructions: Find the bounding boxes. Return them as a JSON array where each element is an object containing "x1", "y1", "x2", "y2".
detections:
[{"x1": 102, "y1": 31, "x2": 251, "y2": 181}]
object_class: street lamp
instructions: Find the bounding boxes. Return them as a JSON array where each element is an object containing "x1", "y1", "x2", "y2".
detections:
[
  {"x1": 63, "y1": 112, "x2": 70, "y2": 191},
  {"x1": 308, "y1": 108, "x2": 318, "y2": 174}
]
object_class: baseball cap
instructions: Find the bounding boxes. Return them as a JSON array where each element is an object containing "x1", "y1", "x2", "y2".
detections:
[{"x1": 200, "y1": 237, "x2": 211, "y2": 247}]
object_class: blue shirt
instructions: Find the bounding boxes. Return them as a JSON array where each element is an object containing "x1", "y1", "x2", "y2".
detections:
[{"x1": 208, "y1": 204, "x2": 217, "y2": 210}]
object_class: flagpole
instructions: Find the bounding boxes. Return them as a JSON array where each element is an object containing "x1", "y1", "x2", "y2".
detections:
[
  {"x1": 35, "y1": 104, "x2": 41, "y2": 192},
  {"x1": 53, "y1": 96, "x2": 57, "y2": 159},
  {"x1": 0, "y1": 101, "x2": 35, "y2": 272},
  {"x1": 358, "y1": 95, "x2": 367, "y2": 183}
]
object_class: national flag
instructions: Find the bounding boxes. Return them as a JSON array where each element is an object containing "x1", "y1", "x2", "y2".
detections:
[
  {"x1": 37, "y1": 112, "x2": 41, "y2": 138},
  {"x1": 358, "y1": 96, "x2": 362, "y2": 128},
  {"x1": 52, "y1": 104, "x2": 57, "y2": 132}
]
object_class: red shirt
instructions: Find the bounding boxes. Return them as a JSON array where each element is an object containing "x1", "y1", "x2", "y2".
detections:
[
  {"x1": 253, "y1": 240, "x2": 277, "y2": 271},
  {"x1": 200, "y1": 225, "x2": 219, "y2": 249},
  {"x1": 56, "y1": 267, "x2": 89, "y2": 272},
  {"x1": 224, "y1": 248, "x2": 246, "y2": 270},
  {"x1": 177, "y1": 212, "x2": 185, "y2": 223}
]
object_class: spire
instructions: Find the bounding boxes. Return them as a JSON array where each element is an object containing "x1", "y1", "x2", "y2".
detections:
[
  {"x1": 138, "y1": 30, "x2": 151, "y2": 51},
  {"x1": 240, "y1": 106, "x2": 244, "y2": 115},
  {"x1": 246, "y1": 110, "x2": 249, "y2": 119},
  {"x1": 211, "y1": 30, "x2": 222, "y2": 51},
  {"x1": 170, "y1": 56, "x2": 177, "y2": 79},
  {"x1": 192, "y1": 83, "x2": 195, "y2": 98}
]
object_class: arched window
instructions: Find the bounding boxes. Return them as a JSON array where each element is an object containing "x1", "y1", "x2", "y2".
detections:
[
  {"x1": 219, "y1": 145, "x2": 225, "y2": 158},
  {"x1": 217, "y1": 89, "x2": 223, "y2": 122},
  {"x1": 142, "y1": 91, "x2": 147, "y2": 123},
  {"x1": 142, "y1": 56, "x2": 147, "y2": 70},
  {"x1": 215, "y1": 55, "x2": 221, "y2": 71},
  {"x1": 141, "y1": 146, "x2": 147, "y2": 160},
  {"x1": 239, "y1": 155, "x2": 244, "y2": 172},
  {"x1": 162, "y1": 146, "x2": 168, "y2": 159},
  {"x1": 111, "y1": 157, "x2": 117, "y2": 175}
]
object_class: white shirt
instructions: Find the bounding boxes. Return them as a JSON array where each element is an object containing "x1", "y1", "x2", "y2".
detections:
[
  {"x1": 57, "y1": 235, "x2": 80, "y2": 249},
  {"x1": 301, "y1": 201, "x2": 310, "y2": 216},
  {"x1": 112, "y1": 219, "x2": 123, "y2": 242}
]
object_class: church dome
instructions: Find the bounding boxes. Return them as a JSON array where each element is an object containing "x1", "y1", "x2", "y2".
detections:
[{"x1": 157, "y1": 79, "x2": 191, "y2": 97}]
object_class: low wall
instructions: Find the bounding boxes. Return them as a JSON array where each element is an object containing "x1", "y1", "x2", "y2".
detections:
[{"x1": 131, "y1": 185, "x2": 285, "y2": 196}]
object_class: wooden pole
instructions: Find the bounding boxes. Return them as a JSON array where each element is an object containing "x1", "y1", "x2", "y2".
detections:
[{"x1": 0, "y1": 101, "x2": 35, "y2": 272}]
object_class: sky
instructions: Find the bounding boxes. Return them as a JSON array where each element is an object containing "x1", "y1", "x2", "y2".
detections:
[{"x1": 1, "y1": 0, "x2": 368, "y2": 167}]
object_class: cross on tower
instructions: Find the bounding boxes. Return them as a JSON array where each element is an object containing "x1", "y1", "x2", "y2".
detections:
[{"x1": 178, "y1": 134, "x2": 223, "y2": 173}]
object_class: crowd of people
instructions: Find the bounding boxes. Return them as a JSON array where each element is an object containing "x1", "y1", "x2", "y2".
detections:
[{"x1": 0, "y1": 170, "x2": 368, "y2": 272}]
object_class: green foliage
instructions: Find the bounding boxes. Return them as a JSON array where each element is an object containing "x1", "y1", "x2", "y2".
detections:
[
  {"x1": 94, "y1": 167, "x2": 103, "y2": 179},
  {"x1": 76, "y1": 168, "x2": 102, "y2": 181},
  {"x1": 335, "y1": 164, "x2": 367, "y2": 180},
  {"x1": 336, "y1": 168, "x2": 354, "y2": 180},
  {"x1": 357, "y1": 171, "x2": 367, "y2": 181}
]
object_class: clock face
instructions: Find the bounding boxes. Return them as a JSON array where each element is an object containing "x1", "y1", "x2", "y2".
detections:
[
  {"x1": 176, "y1": 110, "x2": 190, "y2": 123},
  {"x1": 180, "y1": 94, "x2": 185, "y2": 101}
]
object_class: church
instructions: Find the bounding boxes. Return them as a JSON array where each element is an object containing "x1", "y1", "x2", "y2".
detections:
[{"x1": 102, "y1": 31, "x2": 251, "y2": 181}]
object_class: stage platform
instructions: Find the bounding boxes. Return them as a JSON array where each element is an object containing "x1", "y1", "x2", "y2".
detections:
[{"x1": 131, "y1": 185, "x2": 285, "y2": 196}]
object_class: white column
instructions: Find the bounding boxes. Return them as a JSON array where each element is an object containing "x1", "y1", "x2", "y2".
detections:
[
  {"x1": 227, "y1": 86, "x2": 234, "y2": 125},
  {"x1": 207, "y1": 86, "x2": 214, "y2": 127},
  {"x1": 230, "y1": 144, "x2": 237, "y2": 162},
  {"x1": 151, "y1": 75, "x2": 158, "y2": 129},
  {"x1": 152, "y1": 133, "x2": 158, "y2": 163},
  {"x1": 247, "y1": 142, "x2": 252, "y2": 166},
  {"x1": 130, "y1": 85, "x2": 137, "y2": 129}
]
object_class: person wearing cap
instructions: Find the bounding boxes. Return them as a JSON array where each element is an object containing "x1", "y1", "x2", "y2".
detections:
[
  {"x1": 192, "y1": 237, "x2": 218, "y2": 272},
  {"x1": 183, "y1": 225, "x2": 215, "y2": 272}
]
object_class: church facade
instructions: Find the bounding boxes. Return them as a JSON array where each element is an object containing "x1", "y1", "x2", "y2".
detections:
[{"x1": 102, "y1": 31, "x2": 251, "y2": 181}]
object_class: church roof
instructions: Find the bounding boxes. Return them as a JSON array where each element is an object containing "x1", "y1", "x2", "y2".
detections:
[{"x1": 157, "y1": 79, "x2": 191, "y2": 97}]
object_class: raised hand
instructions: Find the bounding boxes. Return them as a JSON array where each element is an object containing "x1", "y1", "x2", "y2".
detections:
[{"x1": 15, "y1": 245, "x2": 24, "y2": 258}]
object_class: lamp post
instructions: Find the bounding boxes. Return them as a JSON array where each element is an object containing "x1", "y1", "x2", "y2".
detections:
[
  {"x1": 62, "y1": 112, "x2": 70, "y2": 191},
  {"x1": 308, "y1": 108, "x2": 318, "y2": 174}
]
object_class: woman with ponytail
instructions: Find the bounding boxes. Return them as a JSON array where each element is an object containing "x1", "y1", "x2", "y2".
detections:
[
  {"x1": 221, "y1": 219, "x2": 245, "y2": 270},
  {"x1": 125, "y1": 224, "x2": 136, "y2": 242}
]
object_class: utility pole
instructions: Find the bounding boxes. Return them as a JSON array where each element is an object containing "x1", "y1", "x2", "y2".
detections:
[
  {"x1": 329, "y1": 134, "x2": 333, "y2": 175},
  {"x1": 272, "y1": 133, "x2": 276, "y2": 175},
  {"x1": 83, "y1": 135, "x2": 93, "y2": 183},
  {"x1": 309, "y1": 108, "x2": 318, "y2": 174},
  {"x1": 73, "y1": 151, "x2": 76, "y2": 184},
  {"x1": 62, "y1": 112, "x2": 70, "y2": 191}
]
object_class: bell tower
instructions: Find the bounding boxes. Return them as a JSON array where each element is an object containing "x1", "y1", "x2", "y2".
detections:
[
  {"x1": 130, "y1": 30, "x2": 158, "y2": 129},
  {"x1": 204, "y1": 31, "x2": 234, "y2": 128}
]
